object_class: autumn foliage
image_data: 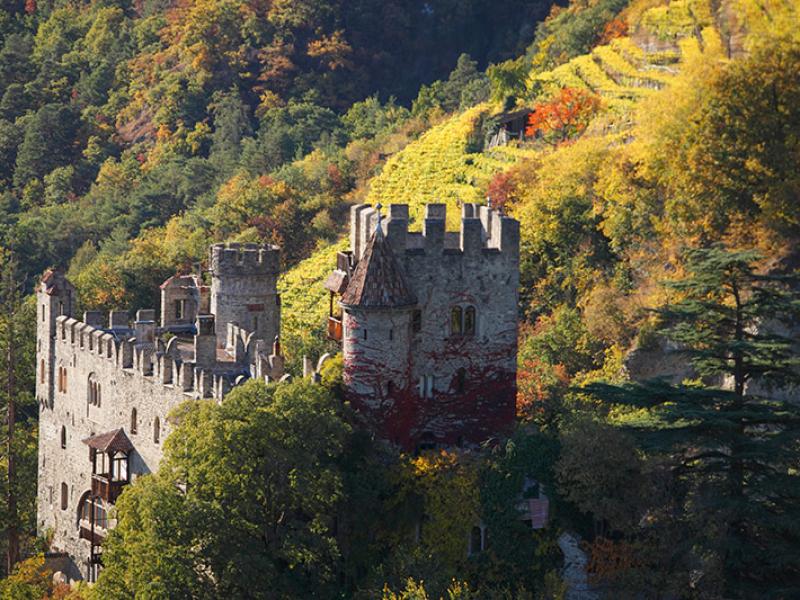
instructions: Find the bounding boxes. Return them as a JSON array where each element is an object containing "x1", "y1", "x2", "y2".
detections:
[{"x1": 525, "y1": 87, "x2": 601, "y2": 144}]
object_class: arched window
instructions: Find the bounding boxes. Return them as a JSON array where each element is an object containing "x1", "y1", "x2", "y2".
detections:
[
  {"x1": 464, "y1": 306, "x2": 476, "y2": 335},
  {"x1": 153, "y1": 417, "x2": 160, "y2": 444},
  {"x1": 87, "y1": 374, "x2": 100, "y2": 407},
  {"x1": 77, "y1": 491, "x2": 92, "y2": 527},
  {"x1": 450, "y1": 306, "x2": 463, "y2": 335},
  {"x1": 130, "y1": 408, "x2": 138, "y2": 435},
  {"x1": 78, "y1": 493, "x2": 107, "y2": 529},
  {"x1": 60, "y1": 482, "x2": 68, "y2": 511},
  {"x1": 60, "y1": 426, "x2": 66, "y2": 449}
]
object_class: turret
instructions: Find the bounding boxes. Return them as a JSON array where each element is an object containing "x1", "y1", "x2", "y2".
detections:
[
  {"x1": 209, "y1": 243, "x2": 280, "y2": 347},
  {"x1": 36, "y1": 270, "x2": 76, "y2": 408},
  {"x1": 339, "y1": 206, "x2": 417, "y2": 440}
]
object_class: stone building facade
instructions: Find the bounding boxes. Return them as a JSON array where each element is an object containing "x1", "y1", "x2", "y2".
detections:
[
  {"x1": 36, "y1": 243, "x2": 284, "y2": 582},
  {"x1": 325, "y1": 203, "x2": 520, "y2": 450}
]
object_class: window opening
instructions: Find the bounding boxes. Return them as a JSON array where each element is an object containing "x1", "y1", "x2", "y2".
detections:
[{"x1": 450, "y1": 307, "x2": 463, "y2": 335}]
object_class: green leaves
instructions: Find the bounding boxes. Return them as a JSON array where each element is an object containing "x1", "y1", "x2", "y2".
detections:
[
  {"x1": 581, "y1": 245, "x2": 800, "y2": 597},
  {"x1": 96, "y1": 378, "x2": 351, "y2": 599}
]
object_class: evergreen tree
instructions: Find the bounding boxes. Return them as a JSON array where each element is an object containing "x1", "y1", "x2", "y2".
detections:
[
  {"x1": 0, "y1": 252, "x2": 36, "y2": 576},
  {"x1": 587, "y1": 245, "x2": 800, "y2": 598}
]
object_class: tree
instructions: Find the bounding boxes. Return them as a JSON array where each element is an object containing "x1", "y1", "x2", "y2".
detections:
[
  {"x1": 677, "y1": 38, "x2": 800, "y2": 236},
  {"x1": 13, "y1": 103, "x2": 80, "y2": 192},
  {"x1": 95, "y1": 378, "x2": 352, "y2": 598},
  {"x1": 0, "y1": 252, "x2": 31, "y2": 574},
  {"x1": 525, "y1": 87, "x2": 601, "y2": 145},
  {"x1": 209, "y1": 87, "x2": 253, "y2": 171},
  {"x1": 586, "y1": 245, "x2": 800, "y2": 597}
]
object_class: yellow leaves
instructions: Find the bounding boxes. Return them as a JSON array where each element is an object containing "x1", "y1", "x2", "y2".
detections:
[
  {"x1": 367, "y1": 105, "x2": 514, "y2": 229},
  {"x1": 396, "y1": 450, "x2": 480, "y2": 569},
  {"x1": 639, "y1": 0, "x2": 715, "y2": 40},
  {"x1": 74, "y1": 261, "x2": 128, "y2": 311}
]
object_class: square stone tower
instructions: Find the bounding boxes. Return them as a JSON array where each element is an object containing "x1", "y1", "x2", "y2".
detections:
[
  {"x1": 209, "y1": 243, "x2": 281, "y2": 347},
  {"x1": 325, "y1": 202, "x2": 519, "y2": 450}
]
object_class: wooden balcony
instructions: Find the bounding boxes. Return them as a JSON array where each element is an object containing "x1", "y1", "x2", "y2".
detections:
[
  {"x1": 327, "y1": 316, "x2": 343, "y2": 342},
  {"x1": 91, "y1": 474, "x2": 126, "y2": 504},
  {"x1": 79, "y1": 524, "x2": 105, "y2": 546},
  {"x1": 336, "y1": 251, "x2": 354, "y2": 274}
]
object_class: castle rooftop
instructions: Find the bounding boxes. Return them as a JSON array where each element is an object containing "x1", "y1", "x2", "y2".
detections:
[{"x1": 340, "y1": 216, "x2": 416, "y2": 309}]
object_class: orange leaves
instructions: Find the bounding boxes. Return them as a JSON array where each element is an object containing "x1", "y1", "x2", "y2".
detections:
[
  {"x1": 525, "y1": 87, "x2": 601, "y2": 145},
  {"x1": 599, "y1": 17, "x2": 628, "y2": 44},
  {"x1": 486, "y1": 169, "x2": 517, "y2": 212},
  {"x1": 307, "y1": 30, "x2": 353, "y2": 71},
  {"x1": 583, "y1": 537, "x2": 641, "y2": 584},
  {"x1": 516, "y1": 357, "x2": 568, "y2": 423}
]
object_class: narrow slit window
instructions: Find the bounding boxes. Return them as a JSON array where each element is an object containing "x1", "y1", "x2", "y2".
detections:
[
  {"x1": 412, "y1": 310, "x2": 422, "y2": 333},
  {"x1": 154, "y1": 417, "x2": 160, "y2": 444},
  {"x1": 131, "y1": 408, "x2": 138, "y2": 434},
  {"x1": 456, "y1": 368, "x2": 466, "y2": 394}
]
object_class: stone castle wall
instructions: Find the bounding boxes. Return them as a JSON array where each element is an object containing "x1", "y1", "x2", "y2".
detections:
[{"x1": 37, "y1": 316, "x2": 190, "y2": 580}]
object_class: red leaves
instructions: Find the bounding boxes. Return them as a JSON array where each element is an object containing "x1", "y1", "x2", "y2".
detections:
[
  {"x1": 486, "y1": 170, "x2": 515, "y2": 212},
  {"x1": 525, "y1": 87, "x2": 601, "y2": 145}
]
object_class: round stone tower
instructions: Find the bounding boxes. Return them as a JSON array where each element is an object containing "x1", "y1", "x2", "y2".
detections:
[
  {"x1": 209, "y1": 243, "x2": 280, "y2": 347},
  {"x1": 339, "y1": 207, "x2": 417, "y2": 445}
]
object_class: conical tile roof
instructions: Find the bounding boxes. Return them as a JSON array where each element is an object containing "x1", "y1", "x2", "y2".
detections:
[{"x1": 340, "y1": 226, "x2": 416, "y2": 308}]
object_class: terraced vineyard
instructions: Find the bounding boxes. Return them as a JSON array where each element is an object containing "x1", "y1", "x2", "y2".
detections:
[
  {"x1": 366, "y1": 106, "x2": 515, "y2": 229},
  {"x1": 277, "y1": 0, "x2": 735, "y2": 369}
]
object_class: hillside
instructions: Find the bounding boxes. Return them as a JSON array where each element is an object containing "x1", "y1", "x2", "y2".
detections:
[{"x1": 1, "y1": 0, "x2": 800, "y2": 596}]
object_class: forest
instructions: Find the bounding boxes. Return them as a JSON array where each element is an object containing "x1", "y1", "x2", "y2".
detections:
[{"x1": 0, "y1": 0, "x2": 799, "y2": 597}]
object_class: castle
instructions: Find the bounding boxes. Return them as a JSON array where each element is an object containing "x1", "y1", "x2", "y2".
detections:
[{"x1": 36, "y1": 203, "x2": 519, "y2": 581}]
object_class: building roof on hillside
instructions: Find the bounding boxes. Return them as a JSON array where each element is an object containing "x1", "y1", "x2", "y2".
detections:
[
  {"x1": 340, "y1": 224, "x2": 416, "y2": 309},
  {"x1": 83, "y1": 429, "x2": 134, "y2": 454}
]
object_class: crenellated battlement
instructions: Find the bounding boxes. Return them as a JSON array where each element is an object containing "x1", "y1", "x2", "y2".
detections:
[
  {"x1": 210, "y1": 242, "x2": 280, "y2": 275},
  {"x1": 53, "y1": 313, "x2": 258, "y2": 402},
  {"x1": 349, "y1": 203, "x2": 519, "y2": 261}
]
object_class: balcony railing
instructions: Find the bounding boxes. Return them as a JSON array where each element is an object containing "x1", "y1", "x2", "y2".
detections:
[
  {"x1": 91, "y1": 474, "x2": 127, "y2": 504},
  {"x1": 79, "y1": 524, "x2": 105, "y2": 545},
  {"x1": 327, "y1": 316, "x2": 343, "y2": 342}
]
